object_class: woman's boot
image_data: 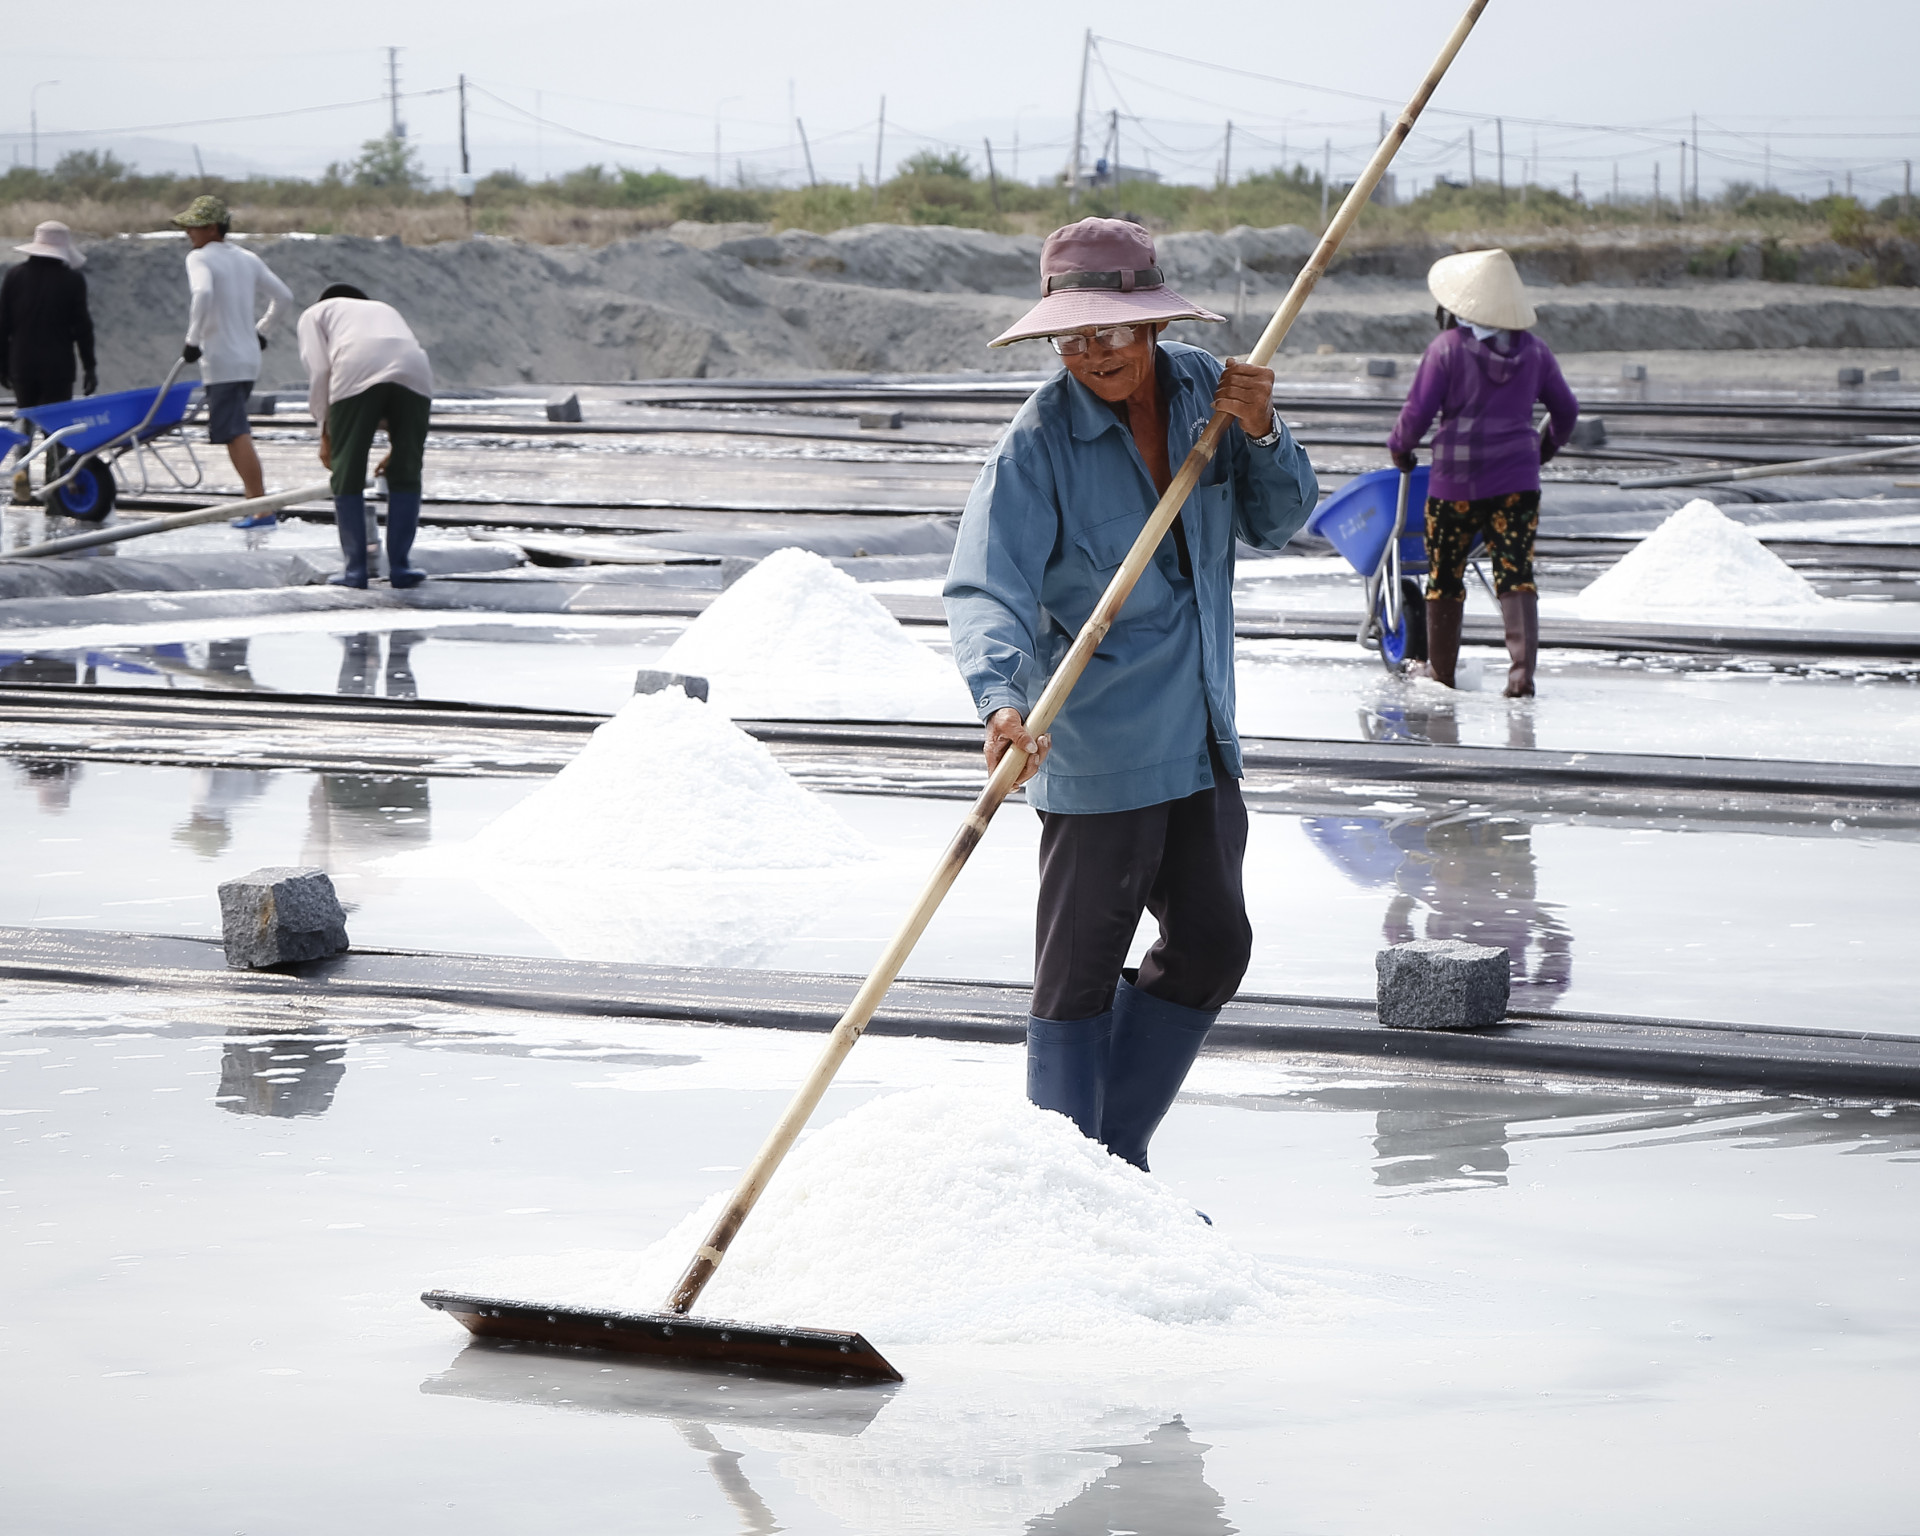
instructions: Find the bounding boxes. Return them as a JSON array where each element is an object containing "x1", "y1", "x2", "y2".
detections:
[
  {"x1": 328, "y1": 494, "x2": 368, "y2": 588},
  {"x1": 1025, "y1": 1010, "x2": 1112, "y2": 1141},
  {"x1": 1500, "y1": 590, "x2": 1539, "y2": 697},
  {"x1": 1423, "y1": 598, "x2": 1464, "y2": 687},
  {"x1": 385, "y1": 490, "x2": 427, "y2": 588}
]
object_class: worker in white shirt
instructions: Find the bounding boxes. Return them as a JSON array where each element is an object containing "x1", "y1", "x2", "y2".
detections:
[
  {"x1": 170, "y1": 195, "x2": 293, "y2": 527},
  {"x1": 297, "y1": 282, "x2": 435, "y2": 588}
]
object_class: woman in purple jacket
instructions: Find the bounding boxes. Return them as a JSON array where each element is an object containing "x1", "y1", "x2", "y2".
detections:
[{"x1": 1388, "y1": 249, "x2": 1579, "y2": 697}]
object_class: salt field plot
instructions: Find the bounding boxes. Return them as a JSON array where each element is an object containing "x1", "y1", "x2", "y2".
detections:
[
  {"x1": 1236, "y1": 639, "x2": 1920, "y2": 764},
  {"x1": 2, "y1": 993, "x2": 1915, "y2": 1533},
  {"x1": 4, "y1": 759, "x2": 1917, "y2": 1031}
]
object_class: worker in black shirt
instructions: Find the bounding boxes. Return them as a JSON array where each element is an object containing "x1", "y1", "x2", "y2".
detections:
[{"x1": 1, "y1": 221, "x2": 98, "y2": 504}]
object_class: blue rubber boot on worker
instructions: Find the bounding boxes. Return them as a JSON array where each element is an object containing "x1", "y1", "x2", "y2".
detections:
[
  {"x1": 328, "y1": 494, "x2": 368, "y2": 588},
  {"x1": 1100, "y1": 977, "x2": 1217, "y2": 1173},
  {"x1": 385, "y1": 489, "x2": 427, "y2": 589},
  {"x1": 1025, "y1": 1010, "x2": 1112, "y2": 1141}
]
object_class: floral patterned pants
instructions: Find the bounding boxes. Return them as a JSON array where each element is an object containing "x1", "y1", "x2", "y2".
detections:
[{"x1": 1424, "y1": 490, "x2": 1539, "y2": 600}]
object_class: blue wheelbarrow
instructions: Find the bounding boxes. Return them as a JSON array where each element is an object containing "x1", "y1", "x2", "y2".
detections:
[
  {"x1": 2, "y1": 357, "x2": 203, "y2": 521},
  {"x1": 1307, "y1": 465, "x2": 1431, "y2": 670}
]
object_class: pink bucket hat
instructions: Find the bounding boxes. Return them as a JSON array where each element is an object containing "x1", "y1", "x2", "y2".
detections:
[
  {"x1": 989, "y1": 217, "x2": 1222, "y2": 348},
  {"x1": 14, "y1": 220, "x2": 84, "y2": 269}
]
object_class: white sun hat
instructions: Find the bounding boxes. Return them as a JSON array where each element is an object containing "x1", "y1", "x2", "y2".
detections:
[
  {"x1": 1427, "y1": 248, "x2": 1535, "y2": 330},
  {"x1": 14, "y1": 220, "x2": 84, "y2": 269}
]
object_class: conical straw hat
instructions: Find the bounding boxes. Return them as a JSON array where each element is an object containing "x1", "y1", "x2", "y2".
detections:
[{"x1": 1427, "y1": 248, "x2": 1536, "y2": 330}]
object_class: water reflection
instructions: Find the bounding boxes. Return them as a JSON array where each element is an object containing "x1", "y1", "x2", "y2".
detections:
[
  {"x1": 422, "y1": 1345, "x2": 1229, "y2": 1536},
  {"x1": 302, "y1": 773, "x2": 432, "y2": 866},
  {"x1": 1361, "y1": 693, "x2": 1536, "y2": 752},
  {"x1": 337, "y1": 630, "x2": 424, "y2": 699},
  {"x1": 1028, "y1": 1419, "x2": 1232, "y2": 1535},
  {"x1": 11, "y1": 757, "x2": 83, "y2": 812},
  {"x1": 1302, "y1": 806, "x2": 1571, "y2": 1007},
  {"x1": 214, "y1": 1032, "x2": 349, "y2": 1117},
  {"x1": 172, "y1": 768, "x2": 272, "y2": 857}
]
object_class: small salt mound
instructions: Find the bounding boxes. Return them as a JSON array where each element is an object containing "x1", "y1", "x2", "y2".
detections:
[
  {"x1": 452, "y1": 1085, "x2": 1309, "y2": 1347},
  {"x1": 466, "y1": 687, "x2": 869, "y2": 873},
  {"x1": 660, "y1": 546, "x2": 976, "y2": 720},
  {"x1": 1577, "y1": 498, "x2": 1824, "y2": 617}
]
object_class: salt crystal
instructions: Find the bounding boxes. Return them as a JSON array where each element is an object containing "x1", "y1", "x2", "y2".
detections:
[
  {"x1": 660, "y1": 546, "x2": 975, "y2": 720},
  {"x1": 1576, "y1": 499, "x2": 1824, "y2": 618}
]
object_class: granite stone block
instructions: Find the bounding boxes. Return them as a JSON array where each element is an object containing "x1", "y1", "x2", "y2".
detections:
[
  {"x1": 217, "y1": 866, "x2": 350, "y2": 969},
  {"x1": 1376, "y1": 939, "x2": 1510, "y2": 1030}
]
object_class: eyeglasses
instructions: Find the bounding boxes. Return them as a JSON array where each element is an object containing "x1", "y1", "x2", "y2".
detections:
[{"x1": 1049, "y1": 325, "x2": 1144, "y2": 356}]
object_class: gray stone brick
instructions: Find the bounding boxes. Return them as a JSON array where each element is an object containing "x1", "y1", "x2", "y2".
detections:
[
  {"x1": 633, "y1": 670, "x2": 710, "y2": 702},
  {"x1": 1376, "y1": 939, "x2": 1510, "y2": 1030},
  {"x1": 217, "y1": 866, "x2": 350, "y2": 969}
]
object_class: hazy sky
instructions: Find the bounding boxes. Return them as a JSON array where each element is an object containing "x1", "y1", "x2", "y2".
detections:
[{"x1": 7, "y1": 0, "x2": 1918, "y2": 202}]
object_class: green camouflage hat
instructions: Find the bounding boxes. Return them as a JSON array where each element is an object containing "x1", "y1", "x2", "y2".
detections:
[{"x1": 171, "y1": 194, "x2": 230, "y2": 229}]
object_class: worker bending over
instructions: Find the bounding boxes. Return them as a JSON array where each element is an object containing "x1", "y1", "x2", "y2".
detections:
[
  {"x1": 298, "y1": 282, "x2": 434, "y2": 589},
  {"x1": 944, "y1": 217, "x2": 1317, "y2": 1172},
  {"x1": 1388, "y1": 248, "x2": 1579, "y2": 697}
]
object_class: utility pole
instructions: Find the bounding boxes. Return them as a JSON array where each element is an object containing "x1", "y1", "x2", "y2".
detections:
[
  {"x1": 984, "y1": 138, "x2": 1002, "y2": 213},
  {"x1": 1468, "y1": 127, "x2": 1476, "y2": 185},
  {"x1": 1653, "y1": 159, "x2": 1660, "y2": 219},
  {"x1": 1320, "y1": 139, "x2": 1331, "y2": 228},
  {"x1": 873, "y1": 96, "x2": 885, "y2": 207},
  {"x1": 30, "y1": 80, "x2": 59, "y2": 172},
  {"x1": 457, "y1": 74, "x2": 473, "y2": 231},
  {"x1": 387, "y1": 47, "x2": 404, "y2": 139},
  {"x1": 1220, "y1": 120, "x2": 1232, "y2": 190},
  {"x1": 1496, "y1": 117, "x2": 1505, "y2": 194},
  {"x1": 1679, "y1": 142, "x2": 1687, "y2": 221},
  {"x1": 1068, "y1": 28, "x2": 1091, "y2": 208},
  {"x1": 1691, "y1": 112, "x2": 1699, "y2": 209},
  {"x1": 797, "y1": 118, "x2": 817, "y2": 188},
  {"x1": 1109, "y1": 108, "x2": 1119, "y2": 184}
]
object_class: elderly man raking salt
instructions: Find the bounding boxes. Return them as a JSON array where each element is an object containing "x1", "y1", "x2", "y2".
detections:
[{"x1": 944, "y1": 218, "x2": 1317, "y2": 1170}]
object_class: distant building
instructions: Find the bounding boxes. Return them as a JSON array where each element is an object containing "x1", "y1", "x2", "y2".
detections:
[{"x1": 1080, "y1": 157, "x2": 1163, "y2": 190}]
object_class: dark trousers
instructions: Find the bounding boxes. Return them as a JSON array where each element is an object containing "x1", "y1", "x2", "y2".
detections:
[
  {"x1": 1033, "y1": 750, "x2": 1253, "y2": 1021},
  {"x1": 327, "y1": 381, "x2": 430, "y2": 496}
]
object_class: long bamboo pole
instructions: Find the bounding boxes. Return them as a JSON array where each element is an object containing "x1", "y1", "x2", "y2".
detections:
[
  {"x1": 1617, "y1": 441, "x2": 1920, "y2": 491},
  {"x1": 5, "y1": 481, "x2": 335, "y2": 560},
  {"x1": 665, "y1": 0, "x2": 1492, "y2": 1317}
]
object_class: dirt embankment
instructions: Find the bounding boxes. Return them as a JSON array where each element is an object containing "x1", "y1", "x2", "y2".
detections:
[{"x1": 52, "y1": 223, "x2": 1920, "y2": 393}]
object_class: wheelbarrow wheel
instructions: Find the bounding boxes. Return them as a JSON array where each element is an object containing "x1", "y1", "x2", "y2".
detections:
[{"x1": 50, "y1": 461, "x2": 116, "y2": 522}]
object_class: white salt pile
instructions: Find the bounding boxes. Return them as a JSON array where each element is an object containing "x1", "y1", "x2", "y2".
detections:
[
  {"x1": 391, "y1": 689, "x2": 872, "y2": 966},
  {"x1": 1576, "y1": 498, "x2": 1825, "y2": 618},
  {"x1": 446, "y1": 1085, "x2": 1319, "y2": 1348},
  {"x1": 464, "y1": 686, "x2": 869, "y2": 874},
  {"x1": 659, "y1": 546, "x2": 977, "y2": 720}
]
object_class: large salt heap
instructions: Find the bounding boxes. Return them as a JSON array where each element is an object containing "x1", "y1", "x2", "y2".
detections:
[
  {"x1": 452, "y1": 1085, "x2": 1315, "y2": 1348},
  {"x1": 427, "y1": 689, "x2": 873, "y2": 965},
  {"x1": 466, "y1": 686, "x2": 867, "y2": 873},
  {"x1": 1576, "y1": 498, "x2": 1825, "y2": 619},
  {"x1": 660, "y1": 546, "x2": 977, "y2": 720}
]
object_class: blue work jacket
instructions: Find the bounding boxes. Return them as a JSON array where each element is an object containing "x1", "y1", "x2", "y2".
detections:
[{"x1": 943, "y1": 341, "x2": 1318, "y2": 814}]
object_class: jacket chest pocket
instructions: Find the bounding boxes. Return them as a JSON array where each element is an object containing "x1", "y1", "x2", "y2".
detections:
[{"x1": 1072, "y1": 512, "x2": 1147, "y2": 572}]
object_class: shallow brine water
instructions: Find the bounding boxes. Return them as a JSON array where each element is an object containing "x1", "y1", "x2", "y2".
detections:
[{"x1": 2, "y1": 993, "x2": 1915, "y2": 1535}]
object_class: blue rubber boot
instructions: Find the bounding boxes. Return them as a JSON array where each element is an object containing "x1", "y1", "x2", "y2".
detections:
[
  {"x1": 328, "y1": 494, "x2": 368, "y2": 588},
  {"x1": 1025, "y1": 1010, "x2": 1112, "y2": 1141},
  {"x1": 1100, "y1": 977, "x2": 1217, "y2": 1172},
  {"x1": 385, "y1": 489, "x2": 426, "y2": 589}
]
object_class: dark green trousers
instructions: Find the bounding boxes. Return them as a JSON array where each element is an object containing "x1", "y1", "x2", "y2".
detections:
[{"x1": 327, "y1": 381, "x2": 430, "y2": 496}]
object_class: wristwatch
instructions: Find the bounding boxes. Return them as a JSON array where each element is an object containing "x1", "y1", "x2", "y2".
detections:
[{"x1": 1251, "y1": 411, "x2": 1283, "y2": 447}]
